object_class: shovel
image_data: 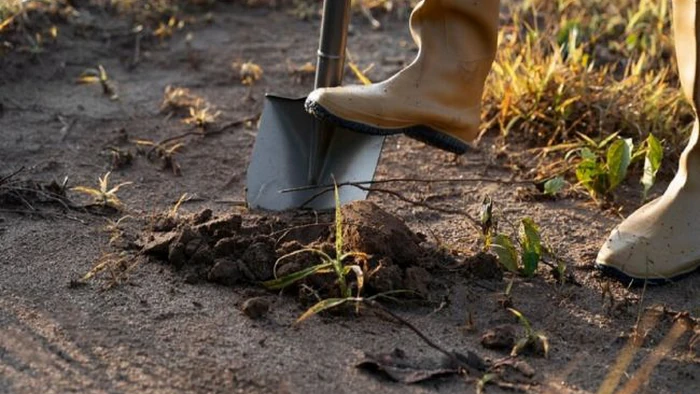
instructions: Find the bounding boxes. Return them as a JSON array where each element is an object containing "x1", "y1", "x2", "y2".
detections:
[{"x1": 245, "y1": 0, "x2": 385, "y2": 211}]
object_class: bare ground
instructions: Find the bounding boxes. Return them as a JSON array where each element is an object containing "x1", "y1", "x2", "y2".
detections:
[{"x1": 1, "y1": 3, "x2": 698, "y2": 394}]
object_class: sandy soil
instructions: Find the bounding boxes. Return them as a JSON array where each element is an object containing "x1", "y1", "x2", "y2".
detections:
[{"x1": 1, "y1": 3, "x2": 698, "y2": 393}]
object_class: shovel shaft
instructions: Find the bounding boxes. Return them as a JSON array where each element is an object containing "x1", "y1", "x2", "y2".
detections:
[
  {"x1": 308, "y1": 0, "x2": 352, "y2": 184},
  {"x1": 315, "y1": 0, "x2": 351, "y2": 89}
]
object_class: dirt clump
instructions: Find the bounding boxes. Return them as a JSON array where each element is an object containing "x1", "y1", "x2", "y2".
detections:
[
  {"x1": 241, "y1": 297, "x2": 271, "y2": 319},
  {"x1": 464, "y1": 252, "x2": 503, "y2": 280},
  {"x1": 341, "y1": 201, "x2": 426, "y2": 268},
  {"x1": 480, "y1": 324, "x2": 518, "y2": 351},
  {"x1": 134, "y1": 203, "x2": 448, "y2": 301}
]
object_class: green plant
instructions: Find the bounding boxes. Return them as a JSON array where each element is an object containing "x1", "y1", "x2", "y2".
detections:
[
  {"x1": 77, "y1": 65, "x2": 119, "y2": 101},
  {"x1": 566, "y1": 133, "x2": 663, "y2": 200},
  {"x1": 508, "y1": 308, "x2": 550, "y2": 358},
  {"x1": 71, "y1": 172, "x2": 132, "y2": 210},
  {"x1": 483, "y1": 0, "x2": 686, "y2": 205},
  {"x1": 263, "y1": 184, "x2": 374, "y2": 323},
  {"x1": 490, "y1": 218, "x2": 543, "y2": 277}
]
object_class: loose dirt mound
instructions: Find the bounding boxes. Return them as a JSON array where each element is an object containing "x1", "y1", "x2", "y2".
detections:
[{"x1": 136, "y1": 201, "x2": 453, "y2": 298}]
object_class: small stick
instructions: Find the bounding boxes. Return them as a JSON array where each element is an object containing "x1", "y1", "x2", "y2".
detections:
[
  {"x1": 0, "y1": 166, "x2": 25, "y2": 185},
  {"x1": 147, "y1": 114, "x2": 260, "y2": 157},
  {"x1": 281, "y1": 176, "x2": 531, "y2": 194},
  {"x1": 363, "y1": 299, "x2": 460, "y2": 363}
]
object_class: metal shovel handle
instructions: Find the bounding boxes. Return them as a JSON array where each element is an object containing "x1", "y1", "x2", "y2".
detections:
[
  {"x1": 308, "y1": 0, "x2": 352, "y2": 184},
  {"x1": 315, "y1": 0, "x2": 351, "y2": 89}
]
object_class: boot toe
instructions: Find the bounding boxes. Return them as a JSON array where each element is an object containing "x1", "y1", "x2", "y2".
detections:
[{"x1": 596, "y1": 229, "x2": 660, "y2": 284}]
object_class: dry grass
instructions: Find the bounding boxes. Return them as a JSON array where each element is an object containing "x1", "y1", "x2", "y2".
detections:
[{"x1": 484, "y1": 0, "x2": 693, "y2": 186}]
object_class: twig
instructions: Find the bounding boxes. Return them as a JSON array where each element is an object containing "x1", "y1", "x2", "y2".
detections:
[
  {"x1": 357, "y1": 185, "x2": 481, "y2": 231},
  {"x1": 281, "y1": 176, "x2": 531, "y2": 194},
  {"x1": 0, "y1": 166, "x2": 25, "y2": 185},
  {"x1": 363, "y1": 299, "x2": 486, "y2": 372},
  {"x1": 58, "y1": 115, "x2": 76, "y2": 142},
  {"x1": 130, "y1": 28, "x2": 142, "y2": 70},
  {"x1": 146, "y1": 114, "x2": 260, "y2": 157},
  {"x1": 298, "y1": 183, "x2": 481, "y2": 231},
  {"x1": 271, "y1": 222, "x2": 333, "y2": 247},
  {"x1": 363, "y1": 299, "x2": 455, "y2": 358}
]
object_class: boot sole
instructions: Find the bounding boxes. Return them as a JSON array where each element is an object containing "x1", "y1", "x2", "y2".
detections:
[
  {"x1": 595, "y1": 262, "x2": 700, "y2": 286},
  {"x1": 305, "y1": 100, "x2": 471, "y2": 155}
]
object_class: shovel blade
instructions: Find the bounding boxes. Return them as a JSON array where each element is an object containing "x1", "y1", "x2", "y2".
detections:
[{"x1": 246, "y1": 95, "x2": 384, "y2": 211}]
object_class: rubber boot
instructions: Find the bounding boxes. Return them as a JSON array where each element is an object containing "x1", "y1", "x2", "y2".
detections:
[
  {"x1": 596, "y1": 0, "x2": 700, "y2": 283},
  {"x1": 304, "y1": 0, "x2": 500, "y2": 154}
]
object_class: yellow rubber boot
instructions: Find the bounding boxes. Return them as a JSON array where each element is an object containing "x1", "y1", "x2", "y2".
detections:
[
  {"x1": 304, "y1": 0, "x2": 500, "y2": 154},
  {"x1": 596, "y1": 0, "x2": 700, "y2": 283}
]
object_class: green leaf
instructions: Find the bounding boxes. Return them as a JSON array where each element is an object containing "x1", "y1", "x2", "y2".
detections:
[
  {"x1": 641, "y1": 134, "x2": 663, "y2": 199},
  {"x1": 262, "y1": 261, "x2": 333, "y2": 290},
  {"x1": 507, "y1": 308, "x2": 533, "y2": 334},
  {"x1": 597, "y1": 131, "x2": 621, "y2": 149},
  {"x1": 519, "y1": 218, "x2": 542, "y2": 277},
  {"x1": 576, "y1": 155, "x2": 606, "y2": 198},
  {"x1": 606, "y1": 138, "x2": 633, "y2": 191},
  {"x1": 295, "y1": 298, "x2": 351, "y2": 324},
  {"x1": 543, "y1": 176, "x2": 566, "y2": 196},
  {"x1": 476, "y1": 373, "x2": 498, "y2": 394},
  {"x1": 332, "y1": 181, "x2": 350, "y2": 298},
  {"x1": 480, "y1": 196, "x2": 493, "y2": 236},
  {"x1": 490, "y1": 234, "x2": 519, "y2": 273},
  {"x1": 580, "y1": 147, "x2": 597, "y2": 161},
  {"x1": 334, "y1": 181, "x2": 343, "y2": 257}
]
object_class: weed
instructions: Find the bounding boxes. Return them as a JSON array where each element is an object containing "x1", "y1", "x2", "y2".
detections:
[
  {"x1": 77, "y1": 65, "x2": 119, "y2": 101},
  {"x1": 104, "y1": 215, "x2": 133, "y2": 246},
  {"x1": 233, "y1": 61, "x2": 263, "y2": 86},
  {"x1": 79, "y1": 252, "x2": 140, "y2": 290},
  {"x1": 103, "y1": 147, "x2": 134, "y2": 170},
  {"x1": 161, "y1": 85, "x2": 203, "y2": 113},
  {"x1": 489, "y1": 217, "x2": 543, "y2": 277},
  {"x1": 153, "y1": 15, "x2": 182, "y2": 41},
  {"x1": 71, "y1": 172, "x2": 132, "y2": 210},
  {"x1": 562, "y1": 133, "x2": 664, "y2": 200},
  {"x1": 263, "y1": 183, "x2": 377, "y2": 323},
  {"x1": 508, "y1": 308, "x2": 549, "y2": 358},
  {"x1": 182, "y1": 99, "x2": 220, "y2": 129},
  {"x1": 133, "y1": 138, "x2": 185, "y2": 175},
  {"x1": 484, "y1": 0, "x2": 689, "y2": 203}
]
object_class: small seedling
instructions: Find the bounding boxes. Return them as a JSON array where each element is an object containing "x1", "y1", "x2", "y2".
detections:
[
  {"x1": 103, "y1": 147, "x2": 134, "y2": 170},
  {"x1": 235, "y1": 61, "x2": 263, "y2": 86},
  {"x1": 640, "y1": 133, "x2": 663, "y2": 201},
  {"x1": 153, "y1": 16, "x2": 180, "y2": 42},
  {"x1": 508, "y1": 308, "x2": 549, "y2": 358},
  {"x1": 169, "y1": 193, "x2": 188, "y2": 218},
  {"x1": 71, "y1": 172, "x2": 131, "y2": 210},
  {"x1": 542, "y1": 176, "x2": 566, "y2": 196},
  {"x1": 161, "y1": 85, "x2": 204, "y2": 113},
  {"x1": 77, "y1": 65, "x2": 118, "y2": 100},
  {"x1": 133, "y1": 139, "x2": 185, "y2": 175},
  {"x1": 79, "y1": 252, "x2": 139, "y2": 290},
  {"x1": 183, "y1": 99, "x2": 221, "y2": 129},
  {"x1": 104, "y1": 215, "x2": 133, "y2": 246},
  {"x1": 490, "y1": 218, "x2": 543, "y2": 277},
  {"x1": 263, "y1": 183, "x2": 379, "y2": 323},
  {"x1": 287, "y1": 60, "x2": 315, "y2": 84}
]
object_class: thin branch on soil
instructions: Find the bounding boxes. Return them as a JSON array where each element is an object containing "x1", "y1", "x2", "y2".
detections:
[
  {"x1": 146, "y1": 113, "x2": 260, "y2": 157},
  {"x1": 271, "y1": 222, "x2": 333, "y2": 247},
  {"x1": 0, "y1": 167, "x2": 25, "y2": 185},
  {"x1": 281, "y1": 176, "x2": 532, "y2": 194},
  {"x1": 298, "y1": 183, "x2": 480, "y2": 230},
  {"x1": 363, "y1": 299, "x2": 483, "y2": 372}
]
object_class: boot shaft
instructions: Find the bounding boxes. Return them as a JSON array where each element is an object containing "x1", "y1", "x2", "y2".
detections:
[
  {"x1": 673, "y1": 0, "x2": 700, "y2": 110},
  {"x1": 409, "y1": 0, "x2": 500, "y2": 63}
]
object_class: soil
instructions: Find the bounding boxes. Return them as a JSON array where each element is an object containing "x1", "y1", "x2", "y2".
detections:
[{"x1": 1, "y1": 2, "x2": 699, "y2": 394}]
